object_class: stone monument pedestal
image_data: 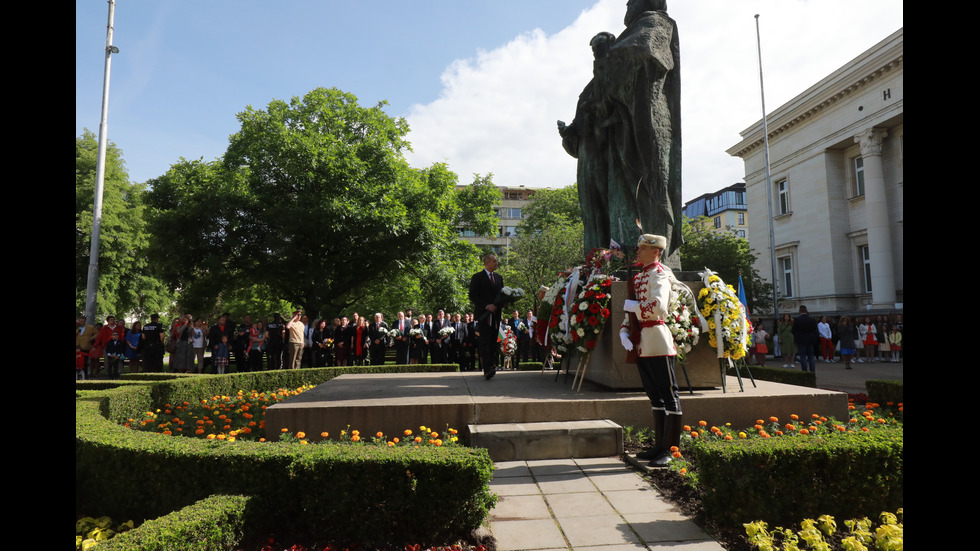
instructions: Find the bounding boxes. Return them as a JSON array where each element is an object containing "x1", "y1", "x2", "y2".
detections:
[{"x1": 568, "y1": 276, "x2": 723, "y2": 390}]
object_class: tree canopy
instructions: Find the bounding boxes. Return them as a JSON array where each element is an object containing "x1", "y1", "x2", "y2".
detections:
[
  {"x1": 145, "y1": 87, "x2": 496, "y2": 318},
  {"x1": 679, "y1": 216, "x2": 773, "y2": 314},
  {"x1": 497, "y1": 184, "x2": 585, "y2": 309},
  {"x1": 76, "y1": 130, "x2": 170, "y2": 320}
]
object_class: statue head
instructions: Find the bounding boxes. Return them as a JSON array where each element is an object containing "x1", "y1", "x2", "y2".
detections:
[{"x1": 625, "y1": 0, "x2": 667, "y2": 26}]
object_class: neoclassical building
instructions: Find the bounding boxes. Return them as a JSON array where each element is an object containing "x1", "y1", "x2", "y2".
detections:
[{"x1": 727, "y1": 28, "x2": 903, "y2": 314}]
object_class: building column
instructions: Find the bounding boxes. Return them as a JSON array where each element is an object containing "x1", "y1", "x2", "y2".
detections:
[{"x1": 854, "y1": 127, "x2": 895, "y2": 307}]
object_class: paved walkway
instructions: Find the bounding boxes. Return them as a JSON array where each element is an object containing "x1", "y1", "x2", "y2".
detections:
[{"x1": 489, "y1": 457, "x2": 724, "y2": 550}]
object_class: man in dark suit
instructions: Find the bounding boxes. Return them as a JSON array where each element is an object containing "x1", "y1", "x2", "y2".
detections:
[
  {"x1": 469, "y1": 253, "x2": 504, "y2": 379},
  {"x1": 462, "y1": 312, "x2": 478, "y2": 371},
  {"x1": 430, "y1": 310, "x2": 450, "y2": 364},
  {"x1": 392, "y1": 311, "x2": 411, "y2": 365},
  {"x1": 368, "y1": 313, "x2": 389, "y2": 366},
  {"x1": 792, "y1": 305, "x2": 819, "y2": 373},
  {"x1": 447, "y1": 313, "x2": 466, "y2": 369}
]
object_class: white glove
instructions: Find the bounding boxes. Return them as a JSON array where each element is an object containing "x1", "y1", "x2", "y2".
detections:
[
  {"x1": 620, "y1": 332, "x2": 634, "y2": 351},
  {"x1": 623, "y1": 299, "x2": 639, "y2": 313}
]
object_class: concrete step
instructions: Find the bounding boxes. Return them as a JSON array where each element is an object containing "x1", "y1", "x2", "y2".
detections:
[{"x1": 468, "y1": 419, "x2": 623, "y2": 461}]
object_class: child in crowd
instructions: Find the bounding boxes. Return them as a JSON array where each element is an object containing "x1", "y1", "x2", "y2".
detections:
[
  {"x1": 214, "y1": 335, "x2": 231, "y2": 375},
  {"x1": 887, "y1": 325, "x2": 902, "y2": 363},
  {"x1": 105, "y1": 331, "x2": 127, "y2": 378},
  {"x1": 76, "y1": 345, "x2": 88, "y2": 380}
]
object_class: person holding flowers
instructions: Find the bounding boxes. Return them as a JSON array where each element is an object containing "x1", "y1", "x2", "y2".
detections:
[{"x1": 619, "y1": 234, "x2": 684, "y2": 468}]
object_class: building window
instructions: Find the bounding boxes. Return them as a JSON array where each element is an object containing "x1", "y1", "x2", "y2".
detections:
[
  {"x1": 713, "y1": 216, "x2": 721, "y2": 228},
  {"x1": 860, "y1": 245, "x2": 872, "y2": 293},
  {"x1": 779, "y1": 256, "x2": 794, "y2": 297},
  {"x1": 737, "y1": 212, "x2": 745, "y2": 225},
  {"x1": 853, "y1": 156, "x2": 865, "y2": 197},
  {"x1": 776, "y1": 179, "x2": 790, "y2": 215},
  {"x1": 737, "y1": 230, "x2": 746, "y2": 238}
]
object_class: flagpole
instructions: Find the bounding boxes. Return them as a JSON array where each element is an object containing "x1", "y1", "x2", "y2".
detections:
[
  {"x1": 85, "y1": 0, "x2": 119, "y2": 321},
  {"x1": 754, "y1": 14, "x2": 779, "y2": 322}
]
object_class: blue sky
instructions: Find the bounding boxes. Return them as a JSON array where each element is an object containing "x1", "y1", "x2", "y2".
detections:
[{"x1": 76, "y1": 0, "x2": 902, "y2": 202}]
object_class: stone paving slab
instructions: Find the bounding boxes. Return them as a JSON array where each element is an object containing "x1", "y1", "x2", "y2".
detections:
[{"x1": 488, "y1": 457, "x2": 725, "y2": 551}]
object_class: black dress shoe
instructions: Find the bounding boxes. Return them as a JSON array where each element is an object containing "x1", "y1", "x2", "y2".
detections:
[{"x1": 484, "y1": 366, "x2": 496, "y2": 380}]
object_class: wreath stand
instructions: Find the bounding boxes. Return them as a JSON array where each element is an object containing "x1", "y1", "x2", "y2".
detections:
[{"x1": 719, "y1": 357, "x2": 757, "y2": 393}]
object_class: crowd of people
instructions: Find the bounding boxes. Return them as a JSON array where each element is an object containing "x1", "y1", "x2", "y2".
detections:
[
  {"x1": 75, "y1": 307, "x2": 545, "y2": 379},
  {"x1": 746, "y1": 310, "x2": 903, "y2": 372}
]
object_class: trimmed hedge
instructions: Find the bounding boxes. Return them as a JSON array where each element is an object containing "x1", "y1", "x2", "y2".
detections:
[
  {"x1": 726, "y1": 364, "x2": 817, "y2": 387},
  {"x1": 866, "y1": 379, "x2": 903, "y2": 405},
  {"x1": 690, "y1": 426, "x2": 903, "y2": 530},
  {"x1": 76, "y1": 365, "x2": 496, "y2": 546},
  {"x1": 97, "y1": 495, "x2": 251, "y2": 551}
]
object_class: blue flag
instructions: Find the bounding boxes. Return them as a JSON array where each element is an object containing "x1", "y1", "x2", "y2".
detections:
[{"x1": 737, "y1": 274, "x2": 749, "y2": 316}]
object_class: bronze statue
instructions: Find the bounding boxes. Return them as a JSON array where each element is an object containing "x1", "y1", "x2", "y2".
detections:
[{"x1": 558, "y1": 0, "x2": 682, "y2": 264}]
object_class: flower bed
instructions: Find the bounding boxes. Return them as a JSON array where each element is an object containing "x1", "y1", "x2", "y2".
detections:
[{"x1": 76, "y1": 366, "x2": 496, "y2": 548}]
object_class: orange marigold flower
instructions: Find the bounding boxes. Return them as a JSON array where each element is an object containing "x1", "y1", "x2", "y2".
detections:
[
  {"x1": 790, "y1": 414, "x2": 799, "y2": 420},
  {"x1": 414, "y1": 436, "x2": 422, "y2": 443},
  {"x1": 861, "y1": 427, "x2": 870, "y2": 432},
  {"x1": 799, "y1": 429, "x2": 810, "y2": 435},
  {"x1": 281, "y1": 427, "x2": 289, "y2": 433},
  {"x1": 785, "y1": 424, "x2": 795, "y2": 431},
  {"x1": 679, "y1": 468, "x2": 688, "y2": 475},
  {"x1": 296, "y1": 432, "x2": 306, "y2": 439},
  {"x1": 769, "y1": 416, "x2": 778, "y2": 423},
  {"x1": 775, "y1": 431, "x2": 783, "y2": 436},
  {"x1": 672, "y1": 451, "x2": 682, "y2": 458},
  {"x1": 683, "y1": 425, "x2": 692, "y2": 432},
  {"x1": 393, "y1": 437, "x2": 399, "y2": 443},
  {"x1": 724, "y1": 434, "x2": 733, "y2": 440},
  {"x1": 812, "y1": 413, "x2": 820, "y2": 419},
  {"x1": 321, "y1": 432, "x2": 329, "y2": 438},
  {"x1": 351, "y1": 435, "x2": 360, "y2": 442},
  {"x1": 670, "y1": 446, "x2": 679, "y2": 452},
  {"x1": 404, "y1": 429, "x2": 412, "y2": 436},
  {"x1": 376, "y1": 432, "x2": 384, "y2": 438},
  {"x1": 698, "y1": 420, "x2": 707, "y2": 427}
]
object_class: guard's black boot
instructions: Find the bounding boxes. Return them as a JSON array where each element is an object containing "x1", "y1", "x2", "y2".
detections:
[
  {"x1": 648, "y1": 413, "x2": 682, "y2": 468},
  {"x1": 636, "y1": 409, "x2": 666, "y2": 460}
]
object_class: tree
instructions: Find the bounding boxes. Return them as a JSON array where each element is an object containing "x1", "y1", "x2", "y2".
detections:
[
  {"x1": 76, "y1": 130, "x2": 170, "y2": 320},
  {"x1": 495, "y1": 184, "x2": 585, "y2": 309},
  {"x1": 146, "y1": 88, "x2": 496, "y2": 319},
  {"x1": 519, "y1": 184, "x2": 583, "y2": 234},
  {"x1": 679, "y1": 216, "x2": 774, "y2": 314}
]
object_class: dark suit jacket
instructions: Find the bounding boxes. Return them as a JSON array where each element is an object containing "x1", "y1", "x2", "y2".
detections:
[{"x1": 469, "y1": 270, "x2": 503, "y2": 320}]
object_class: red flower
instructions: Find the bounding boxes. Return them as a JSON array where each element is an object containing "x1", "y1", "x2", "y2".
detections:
[
  {"x1": 588, "y1": 316, "x2": 599, "y2": 326},
  {"x1": 600, "y1": 308, "x2": 611, "y2": 318},
  {"x1": 585, "y1": 290, "x2": 595, "y2": 298},
  {"x1": 586, "y1": 339, "x2": 596, "y2": 349},
  {"x1": 589, "y1": 303, "x2": 601, "y2": 313},
  {"x1": 595, "y1": 292, "x2": 607, "y2": 300},
  {"x1": 601, "y1": 279, "x2": 612, "y2": 287}
]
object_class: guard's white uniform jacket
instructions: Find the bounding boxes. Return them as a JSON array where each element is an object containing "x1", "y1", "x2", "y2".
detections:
[{"x1": 621, "y1": 262, "x2": 677, "y2": 357}]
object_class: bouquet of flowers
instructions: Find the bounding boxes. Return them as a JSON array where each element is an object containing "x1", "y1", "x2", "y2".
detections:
[
  {"x1": 319, "y1": 338, "x2": 334, "y2": 350},
  {"x1": 387, "y1": 328, "x2": 402, "y2": 340},
  {"x1": 665, "y1": 280, "x2": 702, "y2": 359},
  {"x1": 499, "y1": 324, "x2": 517, "y2": 357},
  {"x1": 538, "y1": 272, "x2": 570, "y2": 345},
  {"x1": 697, "y1": 269, "x2": 748, "y2": 360},
  {"x1": 409, "y1": 328, "x2": 423, "y2": 339},
  {"x1": 438, "y1": 326, "x2": 455, "y2": 338},
  {"x1": 547, "y1": 275, "x2": 576, "y2": 354},
  {"x1": 479, "y1": 286, "x2": 527, "y2": 323},
  {"x1": 585, "y1": 247, "x2": 628, "y2": 276},
  {"x1": 567, "y1": 274, "x2": 615, "y2": 353}
]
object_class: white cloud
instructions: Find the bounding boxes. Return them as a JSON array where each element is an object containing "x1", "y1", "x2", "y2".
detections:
[{"x1": 404, "y1": 0, "x2": 902, "y2": 200}]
